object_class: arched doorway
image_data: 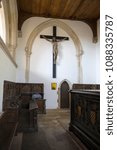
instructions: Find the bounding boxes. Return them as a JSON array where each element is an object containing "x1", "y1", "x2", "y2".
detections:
[{"x1": 60, "y1": 81, "x2": 70, "y2": 108}]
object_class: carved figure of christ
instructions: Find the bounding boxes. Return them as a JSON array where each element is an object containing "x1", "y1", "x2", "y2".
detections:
[{"x1": 40, "y1": 26, "x2": 69, "y2": 78}]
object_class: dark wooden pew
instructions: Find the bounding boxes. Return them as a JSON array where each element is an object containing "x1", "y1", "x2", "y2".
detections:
[
  {"x1": 2, "y1": 80, "x2": 45, "y2": 133},
  {"x1": 69, "y1": 89, "x2": 100, "y2": 150},
  {"x1": 29, "y1": 100, "x2": 38, "y2": 130},
  {"x1": 18, "y1": 100, "x2": 38, "y2": 132},
  {"x1": 0, "y1": 111, "x2": 18, "y2": 150}
]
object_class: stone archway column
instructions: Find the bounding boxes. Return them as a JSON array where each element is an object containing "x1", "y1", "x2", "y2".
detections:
[
  {"x1": 77, "y1": 48, "x2": 84, "y2": 83},
  {"x1": 25, "y1": 47, "x2": 32, "y2": 82},
  {"x1": 1, "y1": 0, "x2": 18, "y2": 60},
  {"x1": 8, "y1": 0, "x2": 18, "y2": 59}
]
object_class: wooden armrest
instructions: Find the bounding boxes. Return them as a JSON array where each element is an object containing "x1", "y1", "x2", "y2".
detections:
[{"x1": 29, "y1": 101, "x2": 38, "y2": 110}]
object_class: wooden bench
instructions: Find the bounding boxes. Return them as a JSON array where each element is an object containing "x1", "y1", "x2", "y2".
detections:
[
  {"x1": 18, "y1": 100, "x2": 38, "y2": 132},
  {"x1": 3, "y1": 81, "x2": 45, "y2": 133},
  {"x1": 29, "y1": 100, "x2": 38, "y2": 130},
  {"x1": 36, "y1": 99, "x2": 46, "y2": 114},
  {"x1": 0, "y1": 111, "x2": 18, "y2": 150}
]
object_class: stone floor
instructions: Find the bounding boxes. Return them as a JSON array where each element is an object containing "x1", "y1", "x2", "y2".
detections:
[{"x1": 12, "y1": 109, "x2": 88, "y2": 150}]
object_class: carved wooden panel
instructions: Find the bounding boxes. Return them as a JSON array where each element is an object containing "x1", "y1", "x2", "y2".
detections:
[
  {"x1": 69, "y1": 90, "x2": 100, "y2": 150},
  {"x1": 3, "y1": 81, "x2": 17, "y2": 111},
  {"x1": 72, "y1": 84, "x2": 100, "y2": 90},
  {"x1": 2, "y1": 81, "x2": 44, "y2": 134},
  {"x1": 3, "y1": 81, "x2": 44, "y2": 111}
]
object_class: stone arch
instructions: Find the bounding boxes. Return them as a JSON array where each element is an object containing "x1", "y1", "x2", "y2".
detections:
[{"x1": 25, "y1": 19, "x2": 83, "y2": 82}]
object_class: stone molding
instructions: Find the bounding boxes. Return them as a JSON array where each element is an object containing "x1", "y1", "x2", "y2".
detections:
[
  {"x1": 8, "y1": 0, "x2": 18, "y2": 58},
  {"x1": 25, "y1": 19, "x2": 83, "y2": 82},
  {"x1": 0, "y1": 0, "x2": 17, "y2": 66},
  {"x1": 0, "y1": 37, "x2": 17, "y2": 67},
  {"x1": 2, "y1": 0, "x2": 9, "y2": 48},
  {"x1": 2, "y1": 0, "x2": 18, "y2": 59}
]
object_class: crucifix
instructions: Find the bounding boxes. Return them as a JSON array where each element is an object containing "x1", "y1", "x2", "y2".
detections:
[{"x1": 40, "y1": 26, "x2": 69, "y2": 78}]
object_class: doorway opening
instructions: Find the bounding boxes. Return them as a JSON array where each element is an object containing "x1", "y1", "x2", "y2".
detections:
[{"x1": 60, "y1": 80, "x2": 70, "y2": 108}]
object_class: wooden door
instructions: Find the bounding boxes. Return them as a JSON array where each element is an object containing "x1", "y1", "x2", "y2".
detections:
[{"x1": 60, "y1": 81, "x2": 70, "y2": 108}]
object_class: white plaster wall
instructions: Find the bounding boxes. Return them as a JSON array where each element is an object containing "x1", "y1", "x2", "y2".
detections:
[
  {"x1": 96, "y1": 19, "x2": 100, "y2": 83},
  {"x1": 64, "y1": 19, "x2": 100, "y2": 84},
  {"x1": 16, "y1": 17, "x2": 100, "y2": 108},
  {"x1": 16, "y1": 37, "x2": 26, "y2": 82},
  {"x1": 0, "y1": 48, "x2": 16, "y2": 111},
  {"x1": 29, "y1": 27, "x2": 78, "y2": 108}
]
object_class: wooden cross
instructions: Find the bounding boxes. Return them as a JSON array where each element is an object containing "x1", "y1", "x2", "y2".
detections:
[{"x1": 40, "y1": 26, "x2": 69, "y2": 78}]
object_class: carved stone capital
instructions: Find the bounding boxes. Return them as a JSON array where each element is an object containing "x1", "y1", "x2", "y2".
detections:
[
  {"x1": 76, "y1": 50, "x2": 84, "y2": 58},
  {"x1": 25, "y1": 47, "x2": 32, "y2": 57}
]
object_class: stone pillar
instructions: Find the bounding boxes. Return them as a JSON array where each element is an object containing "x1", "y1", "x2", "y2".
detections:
[
  {"x1": 8, "y1": 44, "x2": 16, "y2": 59},
  {"x1": 25, "y1": 47, "x2": 32, "y2": 82},
  {"x1": 76, "y1": 46, "x2": 84, "y2": 83}
]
